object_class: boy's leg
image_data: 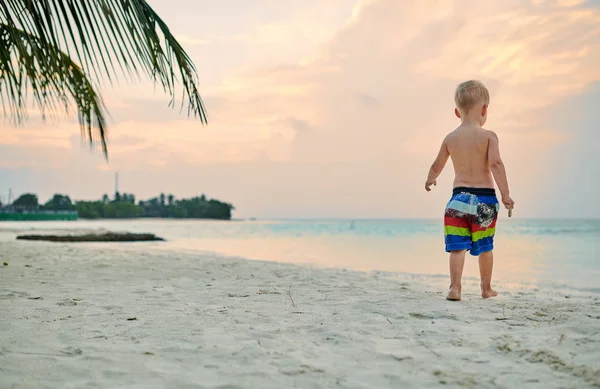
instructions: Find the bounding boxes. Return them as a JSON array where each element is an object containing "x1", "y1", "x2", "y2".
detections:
[
  {"x1": 444, "y1": 192, "x2": 473, "y2": 301},
  {"x1": 447, "y1": 249, "x2": 466, "y2": 301},
  {"x1": 478, "y1": 250, "x2": 498, "y2": 298},
  {"x1": 472, "y1": 195, "x2": 500, "y2": 299}
]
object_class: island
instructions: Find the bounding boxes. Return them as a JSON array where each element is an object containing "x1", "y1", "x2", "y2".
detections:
[{"x1": 0, "y1": 192, "x2": 234, "y2": 221}]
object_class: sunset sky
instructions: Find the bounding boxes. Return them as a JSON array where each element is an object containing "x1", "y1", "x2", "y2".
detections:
[{"x1": 1, "y1": 0, "x2": 599, "y2": 218}]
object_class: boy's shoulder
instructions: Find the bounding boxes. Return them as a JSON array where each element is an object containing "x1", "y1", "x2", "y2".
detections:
[
  {"x1": 480, "y1": 126, "x2": 497, "y2": 137},
  {"x1": 443, "y1": 127, "x2": 497, "y2": 150},
  {"x1": 481, "y1": 128, "x2": 500, "y2": 144},
  {"x1": 446, "y1": 126, "x2": 497, "y2": 139}
]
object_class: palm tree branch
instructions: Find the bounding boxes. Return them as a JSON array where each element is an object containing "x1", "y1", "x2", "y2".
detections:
[
  {"x1": 0, "y1": 0, "x2": 207, "y2": 123},
  {"x1": 0, "y1": 23, "x2": 108, "y2": 156}
]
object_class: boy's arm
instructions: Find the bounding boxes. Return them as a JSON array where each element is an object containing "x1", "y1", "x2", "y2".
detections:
[
  {"x1": 425, "y1": 138, "x2": 449, "y2": 191},
  {"x1": 488, "y1": 132, "x2": 514, "y2": 209}
]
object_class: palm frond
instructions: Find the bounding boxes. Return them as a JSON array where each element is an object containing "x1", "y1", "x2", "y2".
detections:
[
  {"x1": 0, "y1": 23, "x2": 108, "y2": 155},
  {"x1": 0, "y1": 0, "x2": 207, "y2": 158}
]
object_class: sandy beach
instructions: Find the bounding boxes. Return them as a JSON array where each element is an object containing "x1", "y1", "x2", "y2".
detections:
[{"x1": 1, "y1": 232, "x2": 599, "y2": 389}]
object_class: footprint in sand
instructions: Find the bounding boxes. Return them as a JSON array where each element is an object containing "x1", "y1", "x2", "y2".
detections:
[
  {"x1": 60, "y1": 346, "x2": 82, "y2": 356},
  {"x1": 57, "y1": 299, "x2": 78, "y2": 306},
  {"x1": 410, "y1": 312, "x2": 459, "y2": 321}
]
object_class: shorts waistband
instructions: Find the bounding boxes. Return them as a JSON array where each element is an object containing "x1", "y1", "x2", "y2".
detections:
[{"x1": 452, "y1": 186, "x2": 496, "y2": 196}]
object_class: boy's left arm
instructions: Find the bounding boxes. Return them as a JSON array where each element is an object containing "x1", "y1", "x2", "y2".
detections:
[{"x1": 425, "y1": 138, "x2": 449, "y2": 191}]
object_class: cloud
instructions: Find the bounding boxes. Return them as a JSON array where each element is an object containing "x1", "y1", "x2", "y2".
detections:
[
  {"x1": 556, "y1": 0, "x2": 588, "y2": 7},
  {"x1": 218, "y1": 0, "x2": 599, "y2": 147},
  {"x1": 198, "y1": 0, "x2": 600, "y2": 215}
]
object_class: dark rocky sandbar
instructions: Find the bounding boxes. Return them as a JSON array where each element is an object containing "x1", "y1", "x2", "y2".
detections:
[{"x1": 16, "y1": 232, "x2": 165, "y2": 242}]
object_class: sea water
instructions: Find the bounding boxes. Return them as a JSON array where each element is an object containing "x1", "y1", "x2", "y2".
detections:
[{"x1": 2, "y1": 218, "x2": 598, "y2": 294}]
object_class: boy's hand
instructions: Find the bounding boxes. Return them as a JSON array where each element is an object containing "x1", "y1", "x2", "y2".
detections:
[
  {"x1": 502, "y1": 195, "x2": 514, "y2": 210},
  {"x1": 425, "y1": 179, "x2": 436, "y2": 192}
]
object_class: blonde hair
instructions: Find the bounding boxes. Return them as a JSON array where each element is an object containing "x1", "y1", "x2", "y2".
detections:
[{"x1": 455, "y1": 80, "x2": 489, "y2": 111}]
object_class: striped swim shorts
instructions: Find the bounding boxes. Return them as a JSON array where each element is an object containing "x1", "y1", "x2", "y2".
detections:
[{"x1": 444, "y1": 187, "x2": 500, "y2": 255}]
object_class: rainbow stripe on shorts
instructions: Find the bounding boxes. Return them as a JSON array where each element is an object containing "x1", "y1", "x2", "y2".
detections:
[{"x1": 444, "y1": 187, "x2": 500, "y2": 256}]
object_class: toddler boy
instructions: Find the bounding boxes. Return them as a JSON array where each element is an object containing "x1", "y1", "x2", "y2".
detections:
[{"x1": 425, "y1": 80, "x2": 515, "y2": 301}]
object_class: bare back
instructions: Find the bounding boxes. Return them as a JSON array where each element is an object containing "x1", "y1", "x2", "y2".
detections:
[{"x1": 446, "y1": 125, "x2": 494, "y2": 188}]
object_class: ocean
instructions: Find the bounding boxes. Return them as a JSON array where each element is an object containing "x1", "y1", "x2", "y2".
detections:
[{"x1": 1, "y1": 218, "x2": 598, "y2": 294}]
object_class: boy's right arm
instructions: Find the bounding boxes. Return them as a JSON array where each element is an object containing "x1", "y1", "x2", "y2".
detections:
[{"x1": 488, "y1": 132, "x2": 514, "y2": 210}]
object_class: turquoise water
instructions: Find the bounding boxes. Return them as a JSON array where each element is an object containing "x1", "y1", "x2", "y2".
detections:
[{"x1": 1, "y1": 218, "x2": 598, "y2": 293}]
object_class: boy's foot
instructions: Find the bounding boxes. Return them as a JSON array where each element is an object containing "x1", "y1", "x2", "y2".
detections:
[
  {"x1": 446, "y1": 287, "x2": 461, "y2": 301},
  {"x1": 481, "y1": 288, "x2": 498, "y2": 299}
]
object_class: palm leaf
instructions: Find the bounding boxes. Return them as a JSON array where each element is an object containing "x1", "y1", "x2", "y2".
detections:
[
  {"x1": 0, "y1": 0, "x2": 207, "y2": 158},
  {"x1": 0, "y1": 24, "x2": 107, "y2": 154}
]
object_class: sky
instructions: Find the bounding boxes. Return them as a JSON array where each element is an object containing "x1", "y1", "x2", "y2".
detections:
[{"x1": 1, "y1": 0, "x2": 600, "y2": 218}]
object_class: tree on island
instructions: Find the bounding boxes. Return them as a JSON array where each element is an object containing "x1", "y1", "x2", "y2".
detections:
[
  {"x1": 12, "y1": 193, "x2": 38, "y2": 209},
  {"x1": 1, "y1": 1, "x2": 207, "y2": 158},
  {"x1": 42, "y1": 194, "x2": 75, "y2": 211}
]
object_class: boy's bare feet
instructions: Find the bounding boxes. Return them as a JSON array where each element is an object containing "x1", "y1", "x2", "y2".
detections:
[
  {"x1": 481, "y1": 286, "x2": 498, "y2": 299},
  {"x1": 446, "y1": 286, "x2": 461, "y2": 301}
]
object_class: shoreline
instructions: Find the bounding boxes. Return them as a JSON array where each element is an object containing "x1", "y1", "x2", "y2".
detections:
[
  {"x1": 1, "y1": 227, "x2": 599, "y2": 298},
  {"x1": 1, "y1": 237, "x2": 599, "y2": 388}
]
